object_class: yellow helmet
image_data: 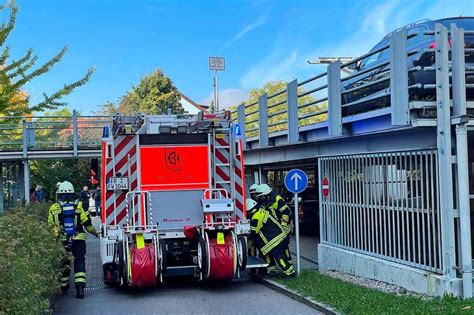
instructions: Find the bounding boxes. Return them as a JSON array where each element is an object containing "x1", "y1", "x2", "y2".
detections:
[{"x1": 56, "y1": 181, "x2": 75, "y2": 194}]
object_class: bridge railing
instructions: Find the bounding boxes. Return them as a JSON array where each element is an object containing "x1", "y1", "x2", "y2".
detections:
[
  {"x1": 233, "y1": 23, "x2": 472, "y2": 148},
  {"x1": 0, "y1": 111, "x2": 111, "y2": 156}
]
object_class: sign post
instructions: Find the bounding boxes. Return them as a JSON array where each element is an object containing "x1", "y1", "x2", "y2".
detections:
[
  {"x1": 284, "y1": 169, "x2": 308, "y2": 275},
  {"x1": 209, "y1": 56, "x2": 225, "y2": 113}
]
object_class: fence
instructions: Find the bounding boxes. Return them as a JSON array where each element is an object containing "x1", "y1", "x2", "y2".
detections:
[{"x1": 319, "y1": 150, "x2": 442, "y2": 273}]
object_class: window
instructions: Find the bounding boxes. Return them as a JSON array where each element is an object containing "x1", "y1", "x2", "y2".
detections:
[
  {"x1": 407, "y1": 25, "x2": 428, "y2": 46},
  {"x1": 360, "y1": 38, "x2": 389, "y2": 68}
]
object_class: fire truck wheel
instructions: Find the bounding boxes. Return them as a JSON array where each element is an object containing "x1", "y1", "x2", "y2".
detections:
[
  {"x1": 237, "y1": 235, "x2": 247, "y2": 270},
  {"x1": 159, "y1": 239, "x2": 167, "y2": 274},
  {"x1": 117, "y1": 242, "x2": 126, "y2": 285},
  {"x1": 198, "y1": 236, "x2": 209, "y2": 278}
]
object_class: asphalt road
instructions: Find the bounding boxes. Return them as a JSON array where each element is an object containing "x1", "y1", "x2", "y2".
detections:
[
  {"x1": 53, "y1": 279, "x2": 318, "y2": 315},
  {"x1": 53, "y1": 218, "x2": 318, "y2": 315}
]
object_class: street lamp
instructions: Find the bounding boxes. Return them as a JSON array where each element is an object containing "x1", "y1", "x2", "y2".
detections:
[{"x1": 308, "y1": 57, "x2": 355, "y2": 74}]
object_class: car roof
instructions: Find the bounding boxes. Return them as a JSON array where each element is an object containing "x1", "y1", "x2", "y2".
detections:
[{"x1": 383, "y1": 17, "x2": 474, "y2": 40}]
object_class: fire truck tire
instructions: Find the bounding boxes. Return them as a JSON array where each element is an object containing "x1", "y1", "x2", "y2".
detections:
[
  {"x1": 159, "y1": 239, "x2": 167, "y2": 274},
  {"x1": 117, "y1": 242, "x2": 126, "y2": 285},
  {"x1": 198, "y1": 236, "x2": 209, "y2": 278},
  {"x1": 237, "y1": 235, "x2": 247, "y2": 271}
]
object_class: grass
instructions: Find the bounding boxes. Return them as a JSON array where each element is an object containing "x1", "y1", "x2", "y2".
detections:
[
  {"x1": 0, "y1": 203, "x2": 65, "y2": 314},
  {"x1": 278, "y1": 270, "x2": 474, "y2": 314}
]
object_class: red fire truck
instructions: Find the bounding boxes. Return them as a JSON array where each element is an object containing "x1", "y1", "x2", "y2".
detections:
[{"x1": 99, "y1": 112, "x2": 266, "y2": 287}]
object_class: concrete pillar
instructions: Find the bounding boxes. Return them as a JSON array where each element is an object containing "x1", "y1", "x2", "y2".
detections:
[{"x1": 23, "y1": 160, "x2": 30, "y2": 205}]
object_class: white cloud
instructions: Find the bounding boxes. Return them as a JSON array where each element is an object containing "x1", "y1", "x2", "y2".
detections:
[
  {"x1": 240, "y1": 50, "x2": 299, "y2": 89},
  {"x1": 201, "y1": 88, "x2": 249, "y2": 109},
  {"x1": 223, "y1": 15, "x2": 269, "y2": 50}
]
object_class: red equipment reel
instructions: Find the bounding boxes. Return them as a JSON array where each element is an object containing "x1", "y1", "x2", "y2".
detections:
[
  {"x1": 205, "y1": 232, "x2": 237, "y2": 280},
  {"x1": 129, "y1": 243, "x2": 157, "y2": 287}
]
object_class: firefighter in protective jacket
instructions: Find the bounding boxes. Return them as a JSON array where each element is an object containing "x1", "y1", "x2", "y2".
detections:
[
  {"x1": 246, "y1": 198, "x2": 295, "y2": 278},
  {"x1": 48, "y1": 181, "x2": 99, "y2": 299}
]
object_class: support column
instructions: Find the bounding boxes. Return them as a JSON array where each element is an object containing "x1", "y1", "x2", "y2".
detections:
[
  {"x1": 287, "y1": 79, "x2": 299, "y2": 143},
  {"x1": 258, "y1": 93, "x2": 269, "y2": 147},
  {"x1": 451, "y1": 23, "x2": 472, "y2": 298},
  {"x1": 435, "y1": 23, "x2": 456, "y2": 281},
  {"x1": 23, "y1": 159, "x2": 30, "y2": 205},
  {"x1": 327, "y1": 61, "x2": 343, "y2": 136},
  {"x1": 73, "y1": 109, "x2": 79, "y2": 157},
  {"x1": 390, "y1": 27, "x2": 409, "y2": 125}
]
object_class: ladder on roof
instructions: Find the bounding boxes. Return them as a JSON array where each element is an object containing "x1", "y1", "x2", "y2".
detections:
[{"x1": 209, "y1": 127, "x2": 235, "y2": 201}]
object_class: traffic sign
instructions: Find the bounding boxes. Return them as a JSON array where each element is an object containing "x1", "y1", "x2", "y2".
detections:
[
  {"x1": 322, "y1": 176, "x2": 329, "y2": 198},
  {"x1": 284, "y1": 169, "x2": 308, "y2": 194},
  {"x1": 209, "y1": 56, "x2": 225, "y2": 71}
]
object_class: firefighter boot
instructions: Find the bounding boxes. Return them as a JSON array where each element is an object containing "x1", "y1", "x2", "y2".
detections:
[
  {"x1": 60, "y1": 284, "x2": 69, "y2": 295},
  {"x1": 75, "y1": 283, "x2": 85, "y2": 299}
]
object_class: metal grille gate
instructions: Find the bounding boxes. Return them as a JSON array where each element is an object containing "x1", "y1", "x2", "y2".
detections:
[{"x1": 319, "y1": 150, "x2": 442, "y2": 273}]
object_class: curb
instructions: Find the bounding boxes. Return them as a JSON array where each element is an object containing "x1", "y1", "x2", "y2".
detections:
[{"x1": 261, "y1": 278, "x2": 337, "y2": 315}]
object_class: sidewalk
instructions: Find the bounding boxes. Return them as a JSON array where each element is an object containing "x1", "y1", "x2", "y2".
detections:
[{"x1": 288, "y1": 235, "x2": 319, "y2": 270}]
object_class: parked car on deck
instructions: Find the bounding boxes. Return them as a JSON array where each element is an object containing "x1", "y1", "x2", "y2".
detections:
[{"x1": 341, "y1": 17, "x2": 474, "y2": 116}]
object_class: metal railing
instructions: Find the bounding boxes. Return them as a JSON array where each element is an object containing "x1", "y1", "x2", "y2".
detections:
[
  {"x1": 233, "y1": 24, "x2": 473, "y2": 147},
  {"x1": 319, "y1": 150, "x2": 442, "y2": 273},
  {"x1": 0, "y1": 111, "x2": 110, "y2": 157}
]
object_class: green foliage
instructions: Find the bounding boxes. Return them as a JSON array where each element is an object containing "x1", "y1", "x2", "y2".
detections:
[
  {"x1": 100, "y1": 69, "x2": 184, "y2": 115},
  {"x1": 0, "y1": 1, "x2": 94, "y2": 116},
  {"x1": 233, "y1": 81, "x2": 327, "y2": 137},
  {"x1": 280, "y1": 270, "x2": 474, "y2": 314},
  {"x1": 31, "y1": 158, "x2": 91, "y2": 201},
  {"x1": 0, "y1": 203, "x2": 65, "y2": 314}
]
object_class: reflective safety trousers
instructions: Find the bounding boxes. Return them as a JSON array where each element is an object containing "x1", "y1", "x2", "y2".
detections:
[{"x1": 249, "y1": 207, "x2": 287, "y2": 256}]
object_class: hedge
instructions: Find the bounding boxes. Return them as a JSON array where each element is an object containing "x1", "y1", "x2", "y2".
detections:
[{"x1": 0, "y1": 203, "x2": 65, "y2": 314}]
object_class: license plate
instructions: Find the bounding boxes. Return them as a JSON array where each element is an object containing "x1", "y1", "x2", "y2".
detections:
[{"x1": 106, "y1": 177, "x2": 129, "y2": 191}]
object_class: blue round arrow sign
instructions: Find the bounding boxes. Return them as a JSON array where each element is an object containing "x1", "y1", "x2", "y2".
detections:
[{"x1": 284, "y1": 169, "x2": 308, "y2": 194}]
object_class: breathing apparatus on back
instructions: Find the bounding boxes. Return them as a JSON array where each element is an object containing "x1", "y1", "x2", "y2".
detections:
[{"x1": 56, "y1": 181, "x2": 79, "y2": 245}]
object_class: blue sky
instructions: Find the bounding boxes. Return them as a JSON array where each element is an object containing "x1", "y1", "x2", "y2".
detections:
[{"x1": 7, "y1": 0, "x2": 474, "y2": 114}]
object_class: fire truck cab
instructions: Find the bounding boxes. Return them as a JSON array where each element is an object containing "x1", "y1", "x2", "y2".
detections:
[{"x1": 99, "y1": 112, "x2": 266, "y2": 287}]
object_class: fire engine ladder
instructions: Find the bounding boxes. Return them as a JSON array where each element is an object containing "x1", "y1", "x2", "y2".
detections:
[{"x1": 210, "y1": 128, "x2": 236, "y2": 202}]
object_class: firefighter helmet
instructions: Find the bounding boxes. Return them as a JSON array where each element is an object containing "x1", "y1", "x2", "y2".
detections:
[
  {"x1": 246, "y1": 198, "x2": 257, "y2": 211},
  {"x1": 255, "y1": 183, "x2": 272, "y2": 196},
  {"x1": 56, "y1": 181, "x2": 75, "y2": 194},
  {"x1": 249, "y1": 183, "x2": 259, "y2": 194}
]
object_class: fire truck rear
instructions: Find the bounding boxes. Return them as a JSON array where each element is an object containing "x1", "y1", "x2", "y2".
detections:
[{"x1": 99, "y1": 112, "x2": 266, "y2": 287}]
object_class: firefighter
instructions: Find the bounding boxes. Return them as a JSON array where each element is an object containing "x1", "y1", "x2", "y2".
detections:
[
  {"x1": 246, "y1": 198, "x2": 295, "y2": 278},
  {"x1": 254, "y1": 184, "x2": 294, "y2": 271},
  {"x1": 48, "y1": 181, "x2": 99, "y2": 299}
]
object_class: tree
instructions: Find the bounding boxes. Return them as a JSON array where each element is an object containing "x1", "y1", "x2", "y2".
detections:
[
  {"x1": 237, "y1": 81, "x2": 327, "y2": 137},
  {"x1": 100, "y1": 69, "x2": 184, "y2": 115},
  {"x1": 30, "y1": 159, "x2": 91, "y2": 202},
  {"x1": 0, "y1": 1, "x2": 94, "y2": 116}
]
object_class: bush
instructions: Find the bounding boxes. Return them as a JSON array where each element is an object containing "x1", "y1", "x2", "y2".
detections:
[{"x1": 0, "y1": 203, "x2": 65, "y2": 314}]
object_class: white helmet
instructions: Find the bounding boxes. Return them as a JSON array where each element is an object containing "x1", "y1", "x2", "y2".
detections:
[
  {"x1": 56, "y1": 181, "x2": 75, "y2": 194},
  {"x1": 255, "y1": 183, "x2": 272, "y2": 196},
  {"x1": 246, "y1": 198, "x2": 257, "y2": 211},
  {"x1": 249, "y1": 183, "x2": 259, "y2": 194}
]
